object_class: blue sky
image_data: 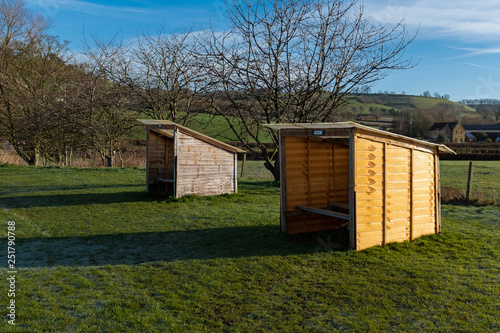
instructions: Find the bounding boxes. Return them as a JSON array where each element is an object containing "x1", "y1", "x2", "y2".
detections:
[{"x1": 26, "y1": 0, "x2": 500, "y2": 102}]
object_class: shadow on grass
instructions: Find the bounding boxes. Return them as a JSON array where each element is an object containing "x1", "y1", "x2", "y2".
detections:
[
  {"x1": 16, "y1": 226, "x2": 346, "y2": 268},
  {"x1": 1, "y1": 190, "x2": 154, "y2": 208},
  {"x1": 3, "y1": 183, "x2": 144, "y2": 194},
  {"x1": 237, "y1": 180, "x2": 280, "y2": 195},
  {"x1": 2, "y1": 181, "x2": 279, "y2": 208}
]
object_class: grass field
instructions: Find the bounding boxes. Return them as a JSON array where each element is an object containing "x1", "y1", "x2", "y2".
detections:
[
  {"x1": 440, "y1": 161, "x2": 500, "y2": 205},
  {"x1": 1, "y1": 163, "x2": 499, "y2": 332}
]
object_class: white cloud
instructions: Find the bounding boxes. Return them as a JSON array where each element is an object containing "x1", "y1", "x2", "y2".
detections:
[
  {"x1": 365, "y1": 0, "x2": 500, "y2": 41},
  {"x1": 465, "y1": 63, "x2": 500, "y2": 72},
  {"x1": 450, "y1": 47, "x2": 500, "y2": 58},
  {"x1": 27, "y1": 0, "x2": 149, "y2": 18}
]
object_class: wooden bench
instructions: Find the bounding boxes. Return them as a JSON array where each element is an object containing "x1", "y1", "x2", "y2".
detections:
[
  {"x1": 157, "y1": 178, "x2": 175, "y2": 183},
  {"x1": 295, "y1": 205, "x2": 349, "y2": 220},
  {"x1": 328, "y1": 202, "x2": 350, "y2": 211}
]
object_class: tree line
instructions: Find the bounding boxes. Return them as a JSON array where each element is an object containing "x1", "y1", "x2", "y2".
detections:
[{"x1": 0, "y1": 0, "x2": 415, "y2": 179}]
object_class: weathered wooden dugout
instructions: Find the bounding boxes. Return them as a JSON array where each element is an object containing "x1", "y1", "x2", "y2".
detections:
[
  {"x1": 265, "y1": 122, "x2": 455, "y2": 251},
  {"x1": 138, "y1": 120, "x2": 245, "y2": 197}
]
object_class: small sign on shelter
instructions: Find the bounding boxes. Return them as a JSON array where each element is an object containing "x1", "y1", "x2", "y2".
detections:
[
  {"x1": 265, "y1": 122, "x2": 455, "y2": 251},
  {"x1": 138, "y1": 120, "x2": 245, "y2": 198}
]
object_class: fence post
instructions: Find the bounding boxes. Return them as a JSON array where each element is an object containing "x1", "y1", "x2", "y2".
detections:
[
  {"x1": 466, "y1": 161, "x2": 474, "y2": 202},
  {"x1": 240, "y1": 153, "x2": 246, "y2": 177}
]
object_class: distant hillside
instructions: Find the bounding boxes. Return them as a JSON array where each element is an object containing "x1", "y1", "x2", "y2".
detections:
[{"x1": 349, "y1": 94, "x2": 475, "y2": 113}]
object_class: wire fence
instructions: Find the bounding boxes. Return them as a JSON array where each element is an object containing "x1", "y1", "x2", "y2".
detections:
[{"x1": 440, "y1": 160, "x2": 500, "y2": 206}]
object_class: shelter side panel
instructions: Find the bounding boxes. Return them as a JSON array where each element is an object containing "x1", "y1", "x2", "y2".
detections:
[
  {"x1": 412, "y1": 150, "x2": 436, "y2": 237},
  {"x1": 385, "y1": 145, "x2": 411, "y2": 244},
  {"x1": 355, "y1": 138, "x2": 384, "y2": 250},
  {"x1": 176, "y1": 131, "x2": 236, "y2": 197}
]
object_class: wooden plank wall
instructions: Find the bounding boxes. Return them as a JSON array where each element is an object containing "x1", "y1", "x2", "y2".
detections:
[
  {"x1": 355, "y1": 138, "x2": 385, "y2": 250},
  {"x1": 147, "y1": 131, "x2": 175, "y2": 196},
  {"x1": 412, "y1": 150, "x2": 437, "y2": 237},
  {"x1": 284, "y1": 136, "x2": 349, "y2": 234},
  {"x1": 355, "y1": 136, "x2": 437, "y2": 250},
  {"x1": 385, "y1": 145, "x2": 411, "y2": 244},
  {"x1": 176, "y1": 130, "x2": 236, "y2": 197}
]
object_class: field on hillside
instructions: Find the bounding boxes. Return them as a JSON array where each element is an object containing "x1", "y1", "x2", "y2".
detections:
[
  {"x1": 353, "y1": 94, "x2": 475, "y2": 112},
  {"x1": 1, "y1": 163, "x2": 499, "y2": 332},
  {"x1": 134, "y1": 94, "x2": 475, "y2": 145}
]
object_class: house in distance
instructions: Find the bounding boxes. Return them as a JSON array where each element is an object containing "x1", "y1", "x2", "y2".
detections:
[
  {"x1": 138, "y1": 120, "x2": 245, "y2": 198},
  {"x1": 428, "y1": 121, "x2": 465, "y2": 143}
]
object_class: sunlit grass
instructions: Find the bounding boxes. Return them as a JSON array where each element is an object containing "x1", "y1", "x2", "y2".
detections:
[{"x1": 0, "y1": 164, "x2": 499, "y2": 332}]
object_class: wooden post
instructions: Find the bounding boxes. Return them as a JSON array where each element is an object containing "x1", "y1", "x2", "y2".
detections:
[
  {"x1": 382, "y1": 141, "x2": 387, "y2": 246},
  {"x1": 434, "y1": 150, "x2": 441, "y2": 234},
  {"x1": 466, "y1": 161, "x2": 474, "y2": 202},
  {"x1": 234, "y1": 153, "x2": 238, "y2": 193},
  {"x1": 409, "y1": 148, "x2": 414, "y2": 241},
  {"x1": 240, "y1": 153, "x2": 246, "y2": 177},
  {"x1": 145, "y1": 130, "x2": 150, "y2": 193},
  {"x1": 349, "y1": 130, "x2": 357, "y2": 250},
  {"x1": 173, "y1": 128, "x2": 178, "y2": 198},
  {"x1": 279, "y1": 132, "x2": 287, "y2": 233}
]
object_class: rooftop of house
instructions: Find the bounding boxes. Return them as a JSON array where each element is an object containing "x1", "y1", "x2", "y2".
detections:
[
  {"x1": 462, "y1": 123, "x2": 500, "y2": 132},
  {"x1": 428, "y1": 121, "x2": 460, "y2": 132}
]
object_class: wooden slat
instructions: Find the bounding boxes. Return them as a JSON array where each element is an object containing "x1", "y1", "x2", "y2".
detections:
[
  {"x1": 355, "y1": 139, "x2": 384, "y2": 151},
  {"x1": 413, "y1": 193, "x2": 434, "y2": 202},
  {"x1": 413, "y1": 170, "x2": 434, "y2": 179},
  {"x1": 385, "y1": 182, "x2": 412, "y2": 190},
  {"x1": 356, "y1": 151, "x2": 385, "y2": 162},
  {"x1": 356, "y1": 221, "x2": 383, "y2": 233},
  {"x1": 296, "y1": 206, "x2": 350, "y2": 219},
  {"x1": 413, "y1": 215, "x2": 435, "y2": 225},
  {"x1": 386, "y1": 218, "x2": 410, "y2": 227},
  {"x1": 357, "y1": 206, "x2": 384, "y2": 216},
  {"x1": 413, "y1": 224, "x2": 435, "y2": 233},
  {"x1": 356, "y1": 230, "x2": 383, "y2": 251},
  {"x1": 413, "y1": 179, "x2": 435, "y2": 188},
  {"x1": 386, "y1": 210, "x2": 410, "y2": 220}
]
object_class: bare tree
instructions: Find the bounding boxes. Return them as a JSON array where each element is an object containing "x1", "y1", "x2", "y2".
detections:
[
  {"x1": 128, "y1": 28, "x2": 206, "y2": 124},
  {"x1": 79, "y1": 36, "x2": 141, "y2": 167},
  {"x1": 0, "y1": 0, "x2": 75, "y2": 165},
  {"x1": 492, "y1": 104, "x2": 500, "y2": 122},
  {"x1": 203, "y1": 0, "x2": 415, "y2": 180}
]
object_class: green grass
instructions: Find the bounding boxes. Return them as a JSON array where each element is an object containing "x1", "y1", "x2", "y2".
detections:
[
  {"x1": 347, "y1": 99, "x2": 393, "y2": 114},
  {"x1": 354, "y1": 94, "x2": 476, "y2": 113},
  {"x1": 440, "y1": 160, "x2": 500, "y2": 204},
  {"x1": 0, "y1": 164, "x2": 499, "y2": 332},
  {"x1": 186, "y1": 113, "x2": 272, "y2": 143}
]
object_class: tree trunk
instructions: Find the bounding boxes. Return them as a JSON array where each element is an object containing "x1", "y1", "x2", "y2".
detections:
[{"x1": 264, "y1": 158, "x2": 280, "y2": 181}]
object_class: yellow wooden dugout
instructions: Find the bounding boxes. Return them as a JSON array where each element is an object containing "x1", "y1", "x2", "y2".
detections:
[{"x1": 265, "y1": 122, "x2": 454, "y2": 251}]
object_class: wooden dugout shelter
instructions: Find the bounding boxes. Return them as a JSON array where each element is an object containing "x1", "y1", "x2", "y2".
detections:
[
  {"x1": 265, "y1": 122, "x2": 455, "y2": 251},
  {"x1": 138, "y1": 119, "x2": 245, "y2": 198}
]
